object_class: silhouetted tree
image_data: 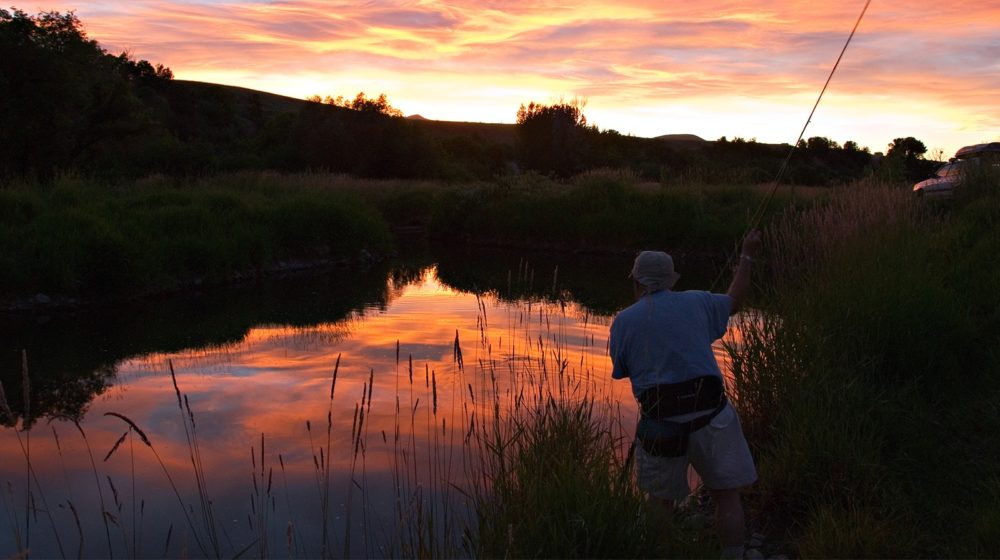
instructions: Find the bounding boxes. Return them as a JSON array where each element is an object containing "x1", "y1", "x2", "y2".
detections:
[
  {"x1": 806, "y1": 136, "x2": 839, "y2": 150},
  {"x1": 515, "y1": 99, "x2": 594, "y2": 177},
  {"x1": 289, "y1": 94, "x2": 440, "y2": 178},
  {"x1": 0, "y1": 9, "x2": 888, "y2": 185},
  {"x1": 0, "y1": 8, "x2": 174, "y2": 179},
  {"x1": 886, "y1": 136, "x2": 933, "y2": 181},
  {"x1": 316, "y1": 92, "x2": 404, "y2": 117},
  {"x1": 843, "y1": 140, "x2": 862, "y2": 152},
  {"x1": 887, "y1": 137, "x2": 927, "y2": 161},
  {"x1": 112, "y1": 53, "x2": 173, "y2": 83}
]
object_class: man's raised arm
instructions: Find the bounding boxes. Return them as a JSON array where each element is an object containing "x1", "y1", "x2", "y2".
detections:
[{"x1": 726, "y1": 229, "x2": 762, "y2": 314}]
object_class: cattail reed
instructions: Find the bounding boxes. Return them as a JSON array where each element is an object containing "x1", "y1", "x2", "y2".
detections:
[
  {"x1": 168, "y1": 360, "x2": 182, "y2": 409},
  {"x1": 103, "y1": 413, "x2": 151, "y2": 448},
  {"x1": 104, "y1": 431, "x2": 130, "y2": 462},
  {"x1": 21, "y1": 350, "x2": 29, "y2": 426},
  {"x1": 0, "y1": 379, "x2": 13, "y2": 426},
  {"x1": 322, "y1": 357, "x2": 339, "y2": 560},
  {"x1": 453, "y1": 330, "x2": 464, "y2": 371},
  {"x1": 432, "y1": 371, "x2": 438, "y2": 416},
  {"x1": 20, "y1": 349, "x2": 31, "y2": 556},
  {"x1": 67, "y1": 499, "x2": 83, "y2": 559},
  {"x1": 105, "y1": 407, "x2": 211, "y2": 556},
  {"x1": 330, "y1": 353, "x2": 341, "y2": 399}
]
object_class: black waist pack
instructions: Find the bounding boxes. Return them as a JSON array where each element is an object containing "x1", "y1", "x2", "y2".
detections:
[{"x1": 635, "y1": 376, "x2": 727, "y2": 457}]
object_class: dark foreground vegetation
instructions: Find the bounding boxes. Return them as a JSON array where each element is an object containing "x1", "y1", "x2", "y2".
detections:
[{"x1": 729, "y1": 167, "x2": 1000, "y2": 556}]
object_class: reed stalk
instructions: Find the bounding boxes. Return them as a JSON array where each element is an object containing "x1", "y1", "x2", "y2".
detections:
[
  {"x1": 168, "y1": 360, "x2": 222, "y2": 557},
  {"x1": 22, "y1": 350, "x2": 31, "y2": 558},
  {"x1": 2, "y1": 352, "x2": 68, "y2": 560},
  {"x1": 102, "y1": 411, "x2": 209, "y2": 557},
  {"x1": 50, "y1": 416, "x2": 114, "y2": 557}
]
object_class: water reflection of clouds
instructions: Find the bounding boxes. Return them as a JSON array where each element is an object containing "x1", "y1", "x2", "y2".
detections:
[{"x1": 2, "y1": 266, "x2": 748, "y2": 557}]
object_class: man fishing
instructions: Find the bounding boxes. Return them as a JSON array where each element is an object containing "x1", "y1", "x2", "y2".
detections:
[{"x1": 609, "y1": 230, "x2": 761, "y2": 558}]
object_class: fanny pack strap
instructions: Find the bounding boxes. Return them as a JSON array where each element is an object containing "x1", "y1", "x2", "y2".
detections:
[
  {"x1": 638, "y1": 375, "x2": 726, "y2": 419},
  {"x1": 680, "y1": 395, "x2": 728, "y2": 433},
  {"x1": 634, "y1": 396, "x2": 728, "y2": 458}
]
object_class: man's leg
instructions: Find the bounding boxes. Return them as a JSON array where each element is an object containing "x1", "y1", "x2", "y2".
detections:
[
  {"x1": 635, "y1": 445, "x2": 690, "y2": 513},
  {"x1": 685, "y1": 405, "x2": 756, "y2": 556},
  {"x1": 709, "y1": 487, "x2": 745, "y2": 557}
]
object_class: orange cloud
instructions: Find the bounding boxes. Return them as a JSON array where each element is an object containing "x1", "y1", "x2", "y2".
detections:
[{"x1": 34, "y1": 1, "x2": 1000, "y2": 158}]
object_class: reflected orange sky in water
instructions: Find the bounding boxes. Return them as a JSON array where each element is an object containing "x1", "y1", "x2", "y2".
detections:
[{"x1": 0, "y1": 267, "x2": 746, "y2": 556}]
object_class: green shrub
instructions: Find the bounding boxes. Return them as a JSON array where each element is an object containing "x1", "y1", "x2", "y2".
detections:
[
  {"x1": 427, "y1": 178, "x2": 778, "y2": 250},
  {"x1": 1, "y1": 174, "x2": 393, "y2": 298}
]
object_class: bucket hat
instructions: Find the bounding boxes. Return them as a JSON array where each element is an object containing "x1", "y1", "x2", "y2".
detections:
[{"x1": 630, "y1": 251, "x2": 680, "y2": 292}]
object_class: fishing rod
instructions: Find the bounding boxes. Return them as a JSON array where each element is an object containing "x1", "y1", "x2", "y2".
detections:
[
  {"x1": 623, "y1": 0, "x2": 875, "y2": 480},
  {"x1": 748, "y1": 0, "x2": 873, "y2": 231},
  {"x1": 708, "y1": 0, "x2": 873, "y2": 291}
]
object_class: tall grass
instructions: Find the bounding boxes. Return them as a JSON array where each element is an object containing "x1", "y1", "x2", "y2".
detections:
[
  {"x1": 1, "y1": 170, "x2": 801, "y2": 303},
  {"x1": 427, "y1": 171, "x2": 801, "y2": 251},
  {"x1": 471, "y1": 396, "x2": 656, "y2": 558},
  {"x1": 726, "y1": 178, "x2": 1000, "y2": 556},
  {"x1": 0, "y1": 173, "x2": 393, "y2": 299}
]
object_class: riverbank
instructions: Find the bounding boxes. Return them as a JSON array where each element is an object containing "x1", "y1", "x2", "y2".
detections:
[
  {"x1": 730, "y1": 174, "x2": 1000, "y2": 556},
  {"x1": 0, "y1": 173, "x2": 395, "y2": 311},
  {"x1": 1, "y1": 170, "x2": 802, "y2": 313}
]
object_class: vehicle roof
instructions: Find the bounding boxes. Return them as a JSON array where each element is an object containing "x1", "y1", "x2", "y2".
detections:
[{"x1": 955, "y1": 142, "x2": 1000, "y2": 159}]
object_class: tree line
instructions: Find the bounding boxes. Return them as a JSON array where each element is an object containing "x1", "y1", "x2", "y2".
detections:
[{"x1": 1, "y1": 8, "x2": 937, "y2": 185}]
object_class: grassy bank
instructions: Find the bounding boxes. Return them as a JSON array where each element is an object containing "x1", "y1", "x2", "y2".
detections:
[
  {"x1": 2, "y1": 170, "x2": 809, "y2": 305},
  {"x1": 0, "y1": 173, "x2": 393, "y2": 300},
  {"x1": 471, "y1": 394, "x2": 722, "y2": 558},
  {"x1": 729, "y1": 170, "x2": 1000, "y2": 556},
  {"x1": 427, "y1": 170, "x2": 805, "y2": 250}
]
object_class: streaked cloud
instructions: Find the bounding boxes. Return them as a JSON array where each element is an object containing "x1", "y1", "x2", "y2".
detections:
[{"x1": 42, "y1": 0, "x2": 1000, "y2": 155}]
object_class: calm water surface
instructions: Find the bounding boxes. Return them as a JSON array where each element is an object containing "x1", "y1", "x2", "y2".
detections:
[{"x1": 0, "y1": 249, "x2": 737, "y2": 558}]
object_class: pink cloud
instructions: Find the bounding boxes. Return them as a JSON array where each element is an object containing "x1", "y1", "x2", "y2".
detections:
[{"x1": 31, "y1": 0, "x2": 1000, "y2": 154}]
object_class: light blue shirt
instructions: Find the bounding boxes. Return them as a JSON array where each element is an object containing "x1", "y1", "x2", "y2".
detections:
[{"x1": 609, "y1": 289, "x2": 732, "y2": 398}]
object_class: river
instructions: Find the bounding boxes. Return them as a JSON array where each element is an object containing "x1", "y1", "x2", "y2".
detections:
[{"x1": 0, "y1": 246, "x2": 736, "y2": 558}]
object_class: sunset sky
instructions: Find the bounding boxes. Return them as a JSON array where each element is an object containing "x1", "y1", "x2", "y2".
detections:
[{"x1": 46, "y1": 1, "x2": 998, "y2": 158}]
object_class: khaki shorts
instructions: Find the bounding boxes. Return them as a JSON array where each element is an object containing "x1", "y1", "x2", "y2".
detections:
[{"x1": 635, "y1": 403, "x2": 757, "y2": 501}]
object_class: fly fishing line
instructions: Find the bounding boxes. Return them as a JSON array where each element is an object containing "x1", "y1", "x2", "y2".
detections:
[{"x1": 709, "y1": 0, "x2": 873, "y2": 291}]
